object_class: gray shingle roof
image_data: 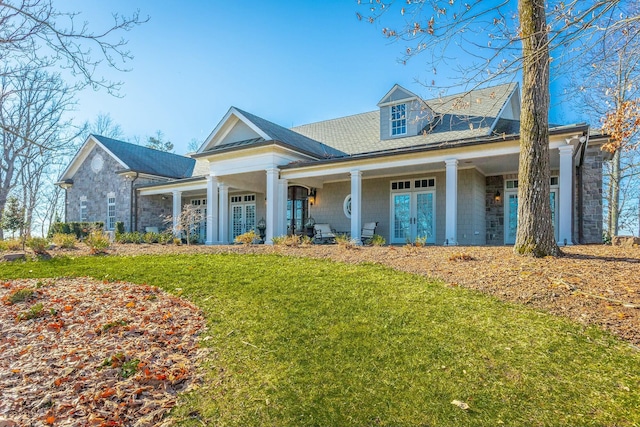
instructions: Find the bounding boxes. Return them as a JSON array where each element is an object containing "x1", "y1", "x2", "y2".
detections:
[
  {"x1": 93, "y1": 135, "x2": 196, "y2": 179},
  {"x1": 233, "y1": 108, "x2": 346, "y2": 158},
  {"x1": 292, "y1": 83, "x2": 518, "y2": 155}
]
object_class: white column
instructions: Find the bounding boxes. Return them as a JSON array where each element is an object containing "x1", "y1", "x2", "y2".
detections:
[
  {"x1": 265, "y1": 168, "x2": 279, "y2": 244},
  {"x1": 278, "y1": 178, "x2": 288, "y2": 236},
  {"x1": 205, "y1": 176, "x2": 218, "y2": 245},
  {"x1": 218, "y1": 183, "x2": 229, "y2": 244},
  {"x1": 445, "y1": 159, "x2": 458, "y2": 245},
  {"x1": 558, "y1": 145, "x2": 574, "y2": 245},
  {"x1": 350, "y1": 170, "x2": 362, "y2": 243},
  {"x1": 172, "y1": 190, "x2": 182, "y2": 236}
]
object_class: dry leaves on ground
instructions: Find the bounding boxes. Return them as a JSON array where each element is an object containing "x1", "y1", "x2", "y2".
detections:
[{"x1": 0, "y1": 277, "x2": 206, "y2": 427}]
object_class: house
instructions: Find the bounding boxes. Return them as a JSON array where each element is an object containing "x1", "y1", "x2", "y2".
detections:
[{"x1": 57, "y1": 83, "x2": 607, "y2": 245}]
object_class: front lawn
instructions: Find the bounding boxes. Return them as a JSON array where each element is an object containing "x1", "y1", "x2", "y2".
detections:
[{"x1": 2, "y1": 253, "x2": 639, "y2": 426}]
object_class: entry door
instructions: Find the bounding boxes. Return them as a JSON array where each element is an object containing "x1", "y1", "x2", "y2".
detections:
[
  {"x1": 391, "y1": 191, "x2": 435, "y2": 244},
  {"x1": 504, "y1": 189, "x2": 558, "y2": 244},
  {"x1": 190, "y1": 199, "x2": 207, "y2": 242},
  {"x1": 231, "y1": 203, "x2": 256, "y2": 240}
]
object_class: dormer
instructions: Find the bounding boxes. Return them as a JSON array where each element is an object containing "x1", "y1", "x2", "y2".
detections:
[{"x1": 377, "y1": 84, "x2": 434, "y2": 140}]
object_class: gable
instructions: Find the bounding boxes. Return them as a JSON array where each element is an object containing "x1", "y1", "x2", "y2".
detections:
[
  {"x1": 198, "y1": 107, "x2": 345, "y2": 159},
  {"x1": 58, "y1": 135, "x2": 196, "y2": 184},
  {"x1": 378, "y1": 84, "x2": 421, "y2": 106}
]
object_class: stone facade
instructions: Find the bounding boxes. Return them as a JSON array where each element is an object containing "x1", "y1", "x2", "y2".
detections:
[
  {"x1": 66, "y1": 145, "x2": 133, "y2": 230},
  {"x1": 578, "y1": 144, "x2": 604, "y2": 243},
  {"x1": 65, "y1": 145, "x2": 171, "y2": 232}
]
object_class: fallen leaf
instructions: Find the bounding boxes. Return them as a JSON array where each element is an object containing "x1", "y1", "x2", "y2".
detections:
[{"x1": 451, "y1": 400, "x2": 470, "y2": 410}]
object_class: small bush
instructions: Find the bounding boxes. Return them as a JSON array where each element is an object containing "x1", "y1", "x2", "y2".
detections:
[
  {"x1": 336, "y1": 234, "x2": 358, "y2": 249},
  {"x1": 172, "y1": 237, "x2": 182, "y2": 246},
  {"x1": 49, "y1": 222, "x2": 103, "y2": 239},
  {"x1": 143, "y1": 232, "x2": 160, "y2": 244},
  {"x1": 115, "y1": 222, "x2": 125, "y2": 235},
  {"x1": 158, "y1": 231, "x2": 173, "y2": 245},
  {"x1": 449, "y1": 252, "x2": 475, "y2": 262},
  {"x1": 271, "y1": 235, "x2": 286, "y2": 245},
  {"x1": 17, "y1": 302, "x2": 45, "y2": 321},
  {"x1": 6, "y1": 288, "x2": 35, "y2": 304},
  {"x1": 234, "y1": 230, "x2": 258, "y2": 245},
  {"x1": 0, "y1": 240, "x2": 7, "y2": 251},
  {"x1": 414, "y1": 236, "x2": 427, "y2": 247},
  {"x1": 368, "y1": 234, "x2": 386, "y2": 246},
  {"x1": 85, "y1": 230, "x2": 110, "y2": 254},
  {"x1": 52, "y1": 233, "x2": 77, "y2": 249},
  {"x1": 3, "y1": 238, "x2": 23, "y2": 251},
  {"x1": 26, "y1": 237, "x2": 49, "y2": 254}
]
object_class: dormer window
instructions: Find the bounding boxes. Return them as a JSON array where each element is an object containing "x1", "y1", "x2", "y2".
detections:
[{"x1": 390, "y1": 103, "x2": 407, "y2": 136}]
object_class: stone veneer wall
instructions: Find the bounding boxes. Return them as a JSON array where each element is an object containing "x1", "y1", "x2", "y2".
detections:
[
  {"x1": 137, "y1": 195, "x2": 172, "y2": 231},
  {"x1": 578, "y1": 144, "x2": 604, "y2": 243},
  {"x1": 485, "y1": 175, "x2": 504, "y2": 245},
  {"x1": 66, "y1": 145, "x2": 133, "y2": 231},
  {"x1": 66, "y1": 144, "x2": 172, "y2": 232}
]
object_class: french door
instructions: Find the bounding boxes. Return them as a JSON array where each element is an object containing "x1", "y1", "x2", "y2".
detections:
[
  {"x1": 230, "y1": 200, "x2": 256, "y2": 241},
  {"x1": 190, "y1": 199, "x2": 207, "y2": 242},
  {"x1": 504, "y1": 189, "x2": 558, "y2": 244},
  {"x1": 390, "y1": 191, "x2": 435, "y2": 244}
]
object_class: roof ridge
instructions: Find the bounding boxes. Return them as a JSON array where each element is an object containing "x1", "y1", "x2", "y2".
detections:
[{"x1": 291, "y1": 110, "x2": 378, "y2": 129}]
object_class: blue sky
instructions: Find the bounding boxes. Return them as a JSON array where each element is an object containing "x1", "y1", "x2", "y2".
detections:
[{"x1": 61, "y1": 1, "x2": 575, "y2": 154}]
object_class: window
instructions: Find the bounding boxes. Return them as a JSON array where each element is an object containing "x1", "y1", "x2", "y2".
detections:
[
  {"x1": 107, "y1": 195, "x2": 116, "y2": 230},
  {"x1": 391, "y1": 103, "x2": 407, "y2": 136},
  {"x1": 80, "y1": 197, "x2": 88, "y2": 221},
  {"x1": 391, "y1": 180, "x2": 411, "y2": 191}
]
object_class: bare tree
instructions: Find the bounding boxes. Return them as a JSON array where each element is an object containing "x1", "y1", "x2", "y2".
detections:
[
  {"x1": 0, "y1": 0, "x2": 147, "y2": 95},
  {"x1": 359, "y1": 1, "x2": 635, "y2": 256},
  {"x1": 86, "y1": 113, "x2": 125, "y2": 139},
  {"x1": 569, "y1": 2, "x2": 640, "y2": 237},
  {"x1": 0, "y1": 68, "x2": 76, "y2": 238}
]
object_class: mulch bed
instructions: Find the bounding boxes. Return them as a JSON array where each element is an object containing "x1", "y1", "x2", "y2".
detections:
[{"x1": 0, "y1": 278, "x2": 206, "y2": 426}]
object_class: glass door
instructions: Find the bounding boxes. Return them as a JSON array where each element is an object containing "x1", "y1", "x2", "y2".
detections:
[
  {"x1": 416, "y1": 192, "x2": 435, "y2": 243},
  {"x1": 391, "y1": 191, "x2": 435, "y2": 244},
  {"x1": 230, "y1": 200, "x2": 256, "y2": 241},
  {"x1": 504, "y1": 190, "x2": 558, "y2": 244},
  {"x1": 190, "y1": 198, "x2": 207, "y2": 243},
  {"x1": 391, "y1": 193, "x2": 411, "y2": 244}
]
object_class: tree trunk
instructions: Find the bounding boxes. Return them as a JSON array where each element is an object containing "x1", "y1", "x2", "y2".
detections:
[{"x1": 514, "y1": 0, "x2": 560, "y2": 257}]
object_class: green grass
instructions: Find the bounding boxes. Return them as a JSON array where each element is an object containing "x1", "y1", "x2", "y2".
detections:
[{"x1": 2, "y1": 254, "x2": 640, "y2": 426}]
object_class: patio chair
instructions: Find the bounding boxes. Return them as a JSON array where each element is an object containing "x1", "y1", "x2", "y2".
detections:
[
  {"x1": 361, "y1": 222, "x2": 378, "y2": 244},
  {"x1": 313, "y1": 223, "x2": 337, "y2": 244}
]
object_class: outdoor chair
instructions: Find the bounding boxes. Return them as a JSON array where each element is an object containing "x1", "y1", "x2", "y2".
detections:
[
  {"x1": 361, "y1": 222, "x2": 378, "y2": 244},
  {"x1": 313, "y1": 223, "x2": 337, "y2": 244}
]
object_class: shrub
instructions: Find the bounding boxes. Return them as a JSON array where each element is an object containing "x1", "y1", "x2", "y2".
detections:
[
  {"x1": 414, "y1": 236, "x2": 427, "y2": 247},
  {"x1": 335, "y1": 233, "x2": 358, "y2": 249},
  {"x1": 115, "y1": 222, "x2": 125, "y2": 235},
  {"x1": 158, "y1": 231, "x2": 173, "y2": 245},
  {"x1": 84, "y1": 230, "x2": 110, "y2": 254},
  {"x1": 172, "y1": 237, "x2": 182, "y2": 246},
  {"x1": 270, "y1": 235, "x2": 286, "y2": 245},
  {"x1": 17, "y1": 302, "x2": 44, "y2": 321},
  {"x1": 234, "y1": 230, "x2": 258, "y2": 245},
  {"x1": 52, "y1": 233, "x2": 77, "y2": 249},
  {"x1": 369, "y1": 234, "x2": 386, "y2": 246},
  {"x1": 143, "y1": 232, "x2": 160, "y2": 244},
  {"x1": 4, "y1": 238, "x2": 23, "y2": 251},
  {"x1": 26, "y1": 237, "x2": 49, "y2": 254},
  {"x1": 6, "y1": 288, "x2": 35, "y2": 304}
]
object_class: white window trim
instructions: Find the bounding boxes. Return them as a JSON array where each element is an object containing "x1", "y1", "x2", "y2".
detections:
[
  {"x1": 80, "y1": 196, "x2": 88, "y2": 222},
  {"x1": 390, "y1": 103, "x2": 407, "y2": 136},
  {"x1": 107, "y1": 193, "x2": 116, "y2": 230}
]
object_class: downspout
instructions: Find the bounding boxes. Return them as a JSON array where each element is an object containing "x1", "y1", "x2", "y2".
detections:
[{"x1": 130, "y1": 173, "x2": 139, "y2": 232}]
